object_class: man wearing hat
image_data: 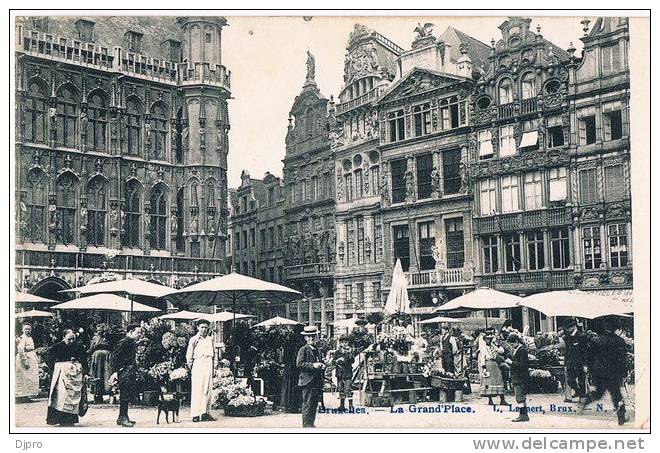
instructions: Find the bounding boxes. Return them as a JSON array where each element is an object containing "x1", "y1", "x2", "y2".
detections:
[
  {"x1": 112, "y1": 323, "x2": 143, "y2": 427},
  {"x1": 332, "y1": 335, "x2": 356, "y2": 412},
  {"x1": 187, "y1": 318, "x2": 216, "y2": 422},
  {"x1": 505, "y1": 333, "x2": 530, "y2": 422},
  {"x1": 297, "y1": 325, "x2": 325, "y2": 427},
  {"x1": 563, "y1": 317, "x2": 589, "y2": 403}
]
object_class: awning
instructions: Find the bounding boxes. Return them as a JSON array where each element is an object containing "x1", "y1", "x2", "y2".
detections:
[
  {"x1": 520, "y1": 130, "x2": 539, "y2": 148},
  {"x1": 585, "y1": 289, "x2": 633, "y2": 306}
]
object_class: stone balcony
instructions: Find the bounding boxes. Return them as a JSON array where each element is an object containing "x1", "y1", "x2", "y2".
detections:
[
  {"x1": 477, "y1": 269, "x2": 574, "y2": 292},
  {"x1": 336, "y1": 86, "x2": 385, "y2": 115},
  {"x1": 474, "y1": 206, "x2": 572, "y2": 235},
  {"x1": 284, "y1": 262, "x2": 336, "y2": 281},
  {"x1": 475, "y1": 93, "x2": 564, "y2": 124},
  {"x1": 384, "y1": 266, "x2": 475, "y2": 290}
]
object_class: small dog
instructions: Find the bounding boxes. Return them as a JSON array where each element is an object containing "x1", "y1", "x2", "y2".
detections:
[{"x1": 156, "y1": 391, "x2": 182, "y2": 424}]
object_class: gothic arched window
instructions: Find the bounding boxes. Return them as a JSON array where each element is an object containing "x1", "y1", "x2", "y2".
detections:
[
  {"x1": 24, "y1": 170, "x2": 47, "y2": 243},
  {"x1": 150, "y1": 186, "x2": 167, "y2": 250},
  {"x1": 126, "y1": 98, "x2": 142, "y2": 156},
  {"x1": 176, "y1": 188, "x2": 185, "y2": 252},
  {"x1": 24, "y1": 81, "x2": 48, "y2": 144},
  {"x1": 498, "y1": 78, "x2": 513, "y2": 105},
  {"x1": 87, "y1": 177, "x2": 107, "y2": 246},
  {"x1": 190, "y1": 182, "x2": 199, "y2": 207},
  {"x1": 56, "y1": 173, "x2": 78, "y2": 244},
  {"x1": 56, "y1": 86, "x2": 78, "y2": 147},
  {"x1": 123, "y1": 181, "x2": 141, "y2": 248},
  {"x1": 87, "y1": 92, "x2": 108, "y2": 151},
  {"x1": 151, "y1": 103, "x2": 168, "y2": 160},
  {"x1": 521, "y1": 72, "x2": 536, "y2": 99},
  {"x1": 207, "y1": 183, "x2": 216, "y2": 208}
]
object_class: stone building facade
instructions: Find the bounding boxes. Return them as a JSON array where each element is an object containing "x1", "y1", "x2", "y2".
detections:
[
  {"x1": 14, "y1": 16, "x2": 231, "y2": 300},
  {"x1": 469, "y1": 17, "x2": 631, "y2": 331},
  {"x1": 281, "y1": 53, "x2": 336, "y2": 331}
]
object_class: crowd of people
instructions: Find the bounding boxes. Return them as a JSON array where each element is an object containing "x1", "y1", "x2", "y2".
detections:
[{"x1": 15, "y1": 313, "x2": 632, "y2": 428}]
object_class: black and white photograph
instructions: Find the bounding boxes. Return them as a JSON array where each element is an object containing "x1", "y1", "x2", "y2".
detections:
[{"x1": 8, "y1": 10, "x2": 651, "y2": 435}]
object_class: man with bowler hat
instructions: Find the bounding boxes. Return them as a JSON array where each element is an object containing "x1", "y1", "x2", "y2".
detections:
[
  {"x1": 297, "y1": 325, "x2": 325, "y2": 427},
  {"x1": 112, "y1": 323, "x2": 142, "y2": 427}
]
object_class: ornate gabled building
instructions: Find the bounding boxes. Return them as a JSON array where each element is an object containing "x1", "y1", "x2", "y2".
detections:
[
  {"x1": 373, "y1": 25, "x2": 489, "y2": 318},
  {"x1": 14, "y1": 16, "x2": 231, "y2": 300},
  {"x1": 332, "y1": 24, "x2": 402, "y2": 322},
  {"x1": 567, "y1": 17, "x2": 632, "y2": 294},
  {"x1": 281, "y1": 52, "x2": 336, "y2": 331}
]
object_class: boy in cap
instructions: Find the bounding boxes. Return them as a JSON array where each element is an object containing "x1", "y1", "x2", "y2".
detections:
[
  {"x1": 187, "y1": 318, "x2": 216, "y2": 422},
  {"x1": 297, "y1": 325, "x2": 325, "y2": 427},
  {"x1": 112, "y1": 323, "x2": 143, "y2": 427},
  {"x1": 332, "y1": 335, "x2": 355, "y2": 412}
]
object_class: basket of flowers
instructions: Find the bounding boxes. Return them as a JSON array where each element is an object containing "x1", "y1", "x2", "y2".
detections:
[
  {"x1": 528, "y1": 369, "x2": 559, "y2": 394},
  {"x1": 224, "y1": 393, "x2": 267, "y2": 417}
]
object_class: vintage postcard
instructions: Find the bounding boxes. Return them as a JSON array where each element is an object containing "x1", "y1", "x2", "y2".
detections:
[{"x1": 9, "y1": 11, "x2": 650, "y2": 433}]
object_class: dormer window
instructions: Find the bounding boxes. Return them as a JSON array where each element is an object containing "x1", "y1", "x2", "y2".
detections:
[
  {"x1": 125, "y1": 30, "x2": 144, "y2": 53},
  {"x1": 75, "y1": 19, "x2": 95, "y2": 42},
  {"x1": 498, "y1": 78, "x2": 513, "y2": 104},
  {"x1": 521, "y1": 72, "x2": 536, "y2": 99}
]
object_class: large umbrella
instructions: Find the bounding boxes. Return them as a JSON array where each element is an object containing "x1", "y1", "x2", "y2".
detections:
[
  {"x1": 253, "y1": 315, "x2": 301, "y2": 328},
  {"x1": 206, "y1": 311, "x2": 256, "y2": 323},
  {"x1": 519, "y1": 289, "x2": 634, "y2": 319},
  {"x1": 51, "y1": 294, "x2": 160, "y2": 313},
  {"x1": 163, "y1": 272, "x2": 301, "y2": 372},
  {"x1": 15, "y1": 291, "x2": 58, "y2": 305},
  {"x1": 384, "y1": 259, "x2": 411, "y2": 314},
  {"x1": 332, "y1": 315, "x2": 360, "y2": 329},
  {"x1": 61, "y1": 278, "x2": 176, "y2": 321},
  {"x1": 436, "y1": 287, "x2": 523, "y2": 328},
  {"x1": 16, "y1": 309, "x2": 54, "y2": 319},
  {"x1": 158, "y1": 310, "x2": 213, "y2": 321},
  {"x1": 418, "y1": 315, "x2": 465, "y2": 325}
]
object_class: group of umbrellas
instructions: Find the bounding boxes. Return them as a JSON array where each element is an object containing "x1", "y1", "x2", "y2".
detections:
[
  {"x1": 381, "y1": 259, "x2": 634, "y2": 328},
  {"x1": 14, "y1": 273, "x2": 304, "y2": 330}
]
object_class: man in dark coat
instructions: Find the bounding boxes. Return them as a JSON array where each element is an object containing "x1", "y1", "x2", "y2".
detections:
[
  {"x1": 112, "y1": 323, "x2": 142, "y2": 427},
  {"x1": 563, "y1": 318, "x2": 589, "y2": 402},
  {"x1": 506, "y1": 333, "x2": 530, "y2": 423},
  {"x1": 296, "y1": 325, "x2": 325, "y2": 428},
  {"x1": 332, "y1": 335, "x2": 355, "y2": 412},
  {"x1": 584, "y1": 318, "x2": 628, "y2": 425}
]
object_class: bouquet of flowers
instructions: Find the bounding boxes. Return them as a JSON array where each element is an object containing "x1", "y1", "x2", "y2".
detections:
[
  {"x1": 535, "y1": 348, "x2": 561, "y2": 367},
  {"x1": 169, "y1": 367, "x2": 189, "y2": 382},
  {"x1": 108, "y1": 372, "x2": 120, "y2": 395},
  {"x1": 161, "y1": 332, "x2": 178, "y2": 350},
  {"x1": 218, "y1": 359, "x2": 231, "y2": 368},
  {"x1": 528, "y1": 368, "x2": 558, "y2": 393},
  {"x1": 148, "y1": 361, "x2": 175, "y2": 382}
]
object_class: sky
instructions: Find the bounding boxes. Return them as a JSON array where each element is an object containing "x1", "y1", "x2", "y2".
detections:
[{"x1": 220, "y1": 14, "x2": 593, "y2": 188}]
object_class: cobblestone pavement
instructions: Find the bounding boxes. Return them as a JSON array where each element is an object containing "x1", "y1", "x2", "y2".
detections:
[{"x1": 14, "y1": 388, "x2": 637, "y2": 430}]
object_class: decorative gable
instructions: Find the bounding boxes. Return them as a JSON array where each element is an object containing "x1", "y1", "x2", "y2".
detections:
[{"x1": 376, "y1": 69, "x2": 465, "y2": 105}]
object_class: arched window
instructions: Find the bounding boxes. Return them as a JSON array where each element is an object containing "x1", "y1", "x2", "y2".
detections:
[
  {"x1": 175, "y1": 108, "x2": 184, "y2": 164},
  {"x1": 24, "y1": 81, "x2": 48, "y2": 144},
  {"x1": 207, "y1": 183, "x2": 216, "y2": 208},
  {"x1": 176, "y1": 188, "x2": 185, "y2": 252},
  {"x1": 498, "y1": 78, "x2": 513, "y2": 105},
  {"x1": 521, "y1": 72, "x2": 536, "y2": 99},
  {"x1": 190, "y1": 182, "x2": 199, "y2": 207},
  {"x1": 150, "y1": 186, "x2": 167, "y2": 250},
  {"x1": 56, "y1": 86, "x2": 78, "y2": 148},
  {"x1": 87, "y1": 92, "x2": 108, "y2": 151},
  {"x1": 126, "y1": 98, "x2": 142, "y2": 156},
  {"x1": 123, "y1": 181, "x2": 141, "y2": 248},
  {"x1": 24, "y1": 171, "x2": 47, "y2": 243},
  {"x1": 56, "y1": 173, "x2": 78, "y2": 244},
  {"x1": 151, "y1": 103, "x2": 168, "y2": 160},
  {"x1": 87, "y1": 177, "x2": 107, "y2": 246}
]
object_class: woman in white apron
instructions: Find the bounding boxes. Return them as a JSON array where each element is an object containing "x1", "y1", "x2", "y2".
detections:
[{"x1": 16, "y1": 324, "x2": 40, "y2": 400}]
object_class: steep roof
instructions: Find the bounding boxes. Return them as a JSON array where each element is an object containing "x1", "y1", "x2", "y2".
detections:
[{"x1": 440, "y1": 26, "x2": 492, "y2": 73}]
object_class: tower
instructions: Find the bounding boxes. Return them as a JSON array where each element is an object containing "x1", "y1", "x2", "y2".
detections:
[{"x1": 177, "y1": 17, "x2": 231, "y2": 261}]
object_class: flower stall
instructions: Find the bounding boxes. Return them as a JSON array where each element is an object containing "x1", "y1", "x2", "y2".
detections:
[{"x1": 212, "y1": 360, "x2": 267, "y2": 417}]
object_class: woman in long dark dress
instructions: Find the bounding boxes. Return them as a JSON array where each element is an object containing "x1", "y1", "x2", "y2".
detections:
[
  {"x1": 280, "y1": 325, "x2": 304, "y2": 413},
  {"x1": 46, "y1": 329, "x2": 87, "y2": 426},
  {"x1": 88, "y1": 328, "x2": 112, "y2": 403}
]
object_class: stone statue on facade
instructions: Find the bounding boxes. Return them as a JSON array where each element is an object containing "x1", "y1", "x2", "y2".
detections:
[
  {"x1": 189, "y1": 213, "x2": 199, "y2": 235},
  {"x1": 144, "y1": 211, "x2": 151, "y2": 238},
  {"x1": 80, "y1": 206, "x2": 88, "y2": 232},
  {"x1": 306, "y1": 50, "x2": 316, "y2": 84},
  {"x1": 327, "y1": 228, "x2": 336, "y2": 261},
  {"x1": 459, "y1": 161, "x2": 470, "y2": 193},
  {"x1": 405, "y1": 169, "x2": 416, "y2": 201},
  {"x1": 170, "y1": 213, "x2": 178, "y2": 237},
  {"x1": 431, "y1": 165, "x2": 441, "y2": 194}
]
